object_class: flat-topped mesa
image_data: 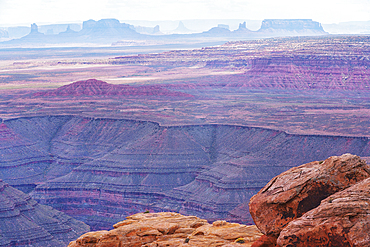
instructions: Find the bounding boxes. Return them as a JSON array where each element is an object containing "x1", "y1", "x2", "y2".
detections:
[
  {"x1": 259, "y1": 19, "x2": 327, "y2": 34},
  {"x1": 34, "y1": 79, "x2": 192, "y2": 97},
  {"x1": 0, "y1": 179, "x2": 89, "y2": 247},
  {"x1": 68, "y1": 212, "x2": 263, "y2": 247},
  {"x1": 80, "y1": 18, "x2": 138, "y2": 37}
]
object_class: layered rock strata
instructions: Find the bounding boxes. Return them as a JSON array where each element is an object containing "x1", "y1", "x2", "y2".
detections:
[
  {"x1": 113, "y1": 36, "x2": 370, "y2": 92},
  {"x1": 68, "y1": 212, "x2": 263, "y2": 247},
  {"x1": 0, "y1": 121, "x2": 54, "y2": 192},
  {"x1": 0, "y1": 179, "x2": 89, "y2": 247},
  {"x1": 1, "y1": 115, "x2": 370, "y2": 230},
  {"x1": 31, "y1": 119, "x2": 370, "y2": 229}
]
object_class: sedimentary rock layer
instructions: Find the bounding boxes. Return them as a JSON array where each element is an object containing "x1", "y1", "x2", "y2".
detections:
[
  {"x1": 2, "y1": 116, "x2": 370, "y2": 230},
  {"x1": 0, "y1": 179, "x2": 89, "y2": 247},
  {"x1": 114, "y1": 36, "x2": 370, "y2": 91},
  {"x1": 0, "y1": 121, "x2": 55, "y2": 192}
]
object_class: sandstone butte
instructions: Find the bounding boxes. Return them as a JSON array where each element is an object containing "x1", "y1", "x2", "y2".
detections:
[
  {"x1": 68, "y1": 212, "x2": 263, "y2": 247},
  {"x1": 249, "y1": 153, "x2": 370, "y2": 246}
]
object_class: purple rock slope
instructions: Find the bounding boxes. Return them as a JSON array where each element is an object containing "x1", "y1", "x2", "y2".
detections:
[
  {"x1": 0, "y1": 179, "x2": 89, "y2": 247},
  {"x1": 1, "y1": 116, "x2": 369, "y2": 230}
]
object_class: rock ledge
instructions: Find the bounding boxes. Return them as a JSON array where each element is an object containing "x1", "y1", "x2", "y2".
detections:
[{"x1": 68, "y1": 212, "x2": 263, "y2": 247}]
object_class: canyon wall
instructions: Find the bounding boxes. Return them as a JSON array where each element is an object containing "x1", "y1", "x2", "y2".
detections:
[
  {"x1": 0, "y1": 179, "x2": 89, "y2": 247},
  {"x1": 1, "y1": 116, "x2": 369, "y2": 230}
]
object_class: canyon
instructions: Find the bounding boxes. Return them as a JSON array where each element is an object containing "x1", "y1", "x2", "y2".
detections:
[
  {"x1": 0, "y1": 115, "x2": 369, "y2": 230},
  {"x1": 0, "y1": 179, "x2": 89, "y2": 246},
  {"x1": 0, "y1": 34, "x2": 369, "y2": 240},
  {"x1": 66, "y1": 154, "x2": 370, "y2": 246},
  {"x1": 1, "y1": 36, "x2": 369, "y2": 137}
]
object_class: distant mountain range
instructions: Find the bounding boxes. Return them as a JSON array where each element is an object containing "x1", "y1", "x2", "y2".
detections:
[{"x1": 0, "y1": 18, "x2": 328, "y2": 47}]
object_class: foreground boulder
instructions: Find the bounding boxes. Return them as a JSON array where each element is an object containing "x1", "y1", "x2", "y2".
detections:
[
  {"x1": 249, "y1": 154, "x2": 370, "y2": 237},
  {"x1": 277, "y1": 177, "x2": 370, "y2": 247},
  {"x1": 68, "y1": 212, "x2": 263, "y2": 247}
]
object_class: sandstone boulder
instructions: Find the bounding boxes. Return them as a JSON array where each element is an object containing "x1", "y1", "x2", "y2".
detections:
[
  {"x1": 277, "y1": 177, "x2": 370, "y2": 247},
  {"x1": 68, "y1": 212, "x2": 263, "y2": 247},
  {"x1": 250, "y1": 235, "x2": 278, "y2": 247},
  {"x1": 249, "y1": 154, "x2": 370, "y2": 237}
]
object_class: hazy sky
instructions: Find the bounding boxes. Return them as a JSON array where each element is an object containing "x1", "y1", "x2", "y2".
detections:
[{"x1": 0, "y1": 0, "x2": 369, "y2": 26}]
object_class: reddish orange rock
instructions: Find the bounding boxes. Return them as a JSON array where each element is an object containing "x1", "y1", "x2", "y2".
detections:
[
  {"x1": 69, "y1": 231, "x2": 108, "y2": 247},
  {"x1": 277, "y1": 177, "x2": 370, "y2": 247},
  {"x1": 68, "y1": 212, "x2": 263, "y2": 247},
  {"x1": 250, "y1": 235, "x2": 277, "y2": 247},
  {"x1": 249, "y1": 154, "x2": 370, "y2": 237}
]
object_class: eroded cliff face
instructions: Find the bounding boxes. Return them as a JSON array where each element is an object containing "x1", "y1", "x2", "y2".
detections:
[
  {"x1": 0, "y1": 120, "x2": 57, "y2": 192},
  {"x1": 67, "y1": 154, "x2": 370, "y2": 247},
  {"x1": 2, "y1": 116, "x2": 370, "y2": 230},
  {"x1": 0, "y1": 179, "x2": 89, "y2": 247}
]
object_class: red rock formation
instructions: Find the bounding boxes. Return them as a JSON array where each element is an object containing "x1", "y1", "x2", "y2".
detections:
[
  {"x1": 68, "y1": 212, "x2": 263, "y2": 247},
  {"x1": 277, "y1": 177, "x2": 370, "y2": 247},
  {"x1": 251, "y1": 235, "x2": 278, "y2": 247},
  {"x1": 34, "y1": 79, "x2": 192, "y2": 97},
  {"x1": 249, "y1": 154, "x2": 370, "y2": 237},
  {"x1": 0, "y1": 179, "x2": 89, "y2": 247}
]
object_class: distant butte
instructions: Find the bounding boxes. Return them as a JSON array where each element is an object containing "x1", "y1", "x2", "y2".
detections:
[{"x1": 34, "y1": 79, "x2": 193, "y2": 97}]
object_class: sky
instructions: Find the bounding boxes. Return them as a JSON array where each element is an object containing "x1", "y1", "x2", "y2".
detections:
[{"x1": 0, "y1": 0, "x2": 369, "y2": 26}]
